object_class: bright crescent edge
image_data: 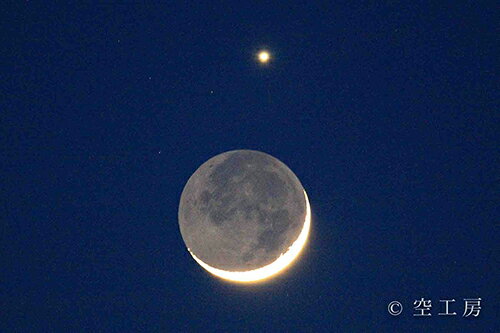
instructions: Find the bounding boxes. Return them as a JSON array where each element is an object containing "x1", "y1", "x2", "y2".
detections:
[{"x1": 187, "y1": 190, "x2": 311, "y2": 283}]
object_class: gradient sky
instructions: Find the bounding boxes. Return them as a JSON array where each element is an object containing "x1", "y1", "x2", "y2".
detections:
[{"x1": 2, "y1": 2, "x2": 498, "y2": 331}]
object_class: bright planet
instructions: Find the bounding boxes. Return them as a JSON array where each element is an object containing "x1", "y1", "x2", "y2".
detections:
[
  {"x1": 258, "y1": 51, "x2": 270, "y2": 63},
  {"x1": 178, "y1": 150, "x2": 311, "y2": 283}
]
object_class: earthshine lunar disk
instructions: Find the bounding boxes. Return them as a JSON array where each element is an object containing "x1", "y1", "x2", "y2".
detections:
[{"x1": 178, "y1": 150, "x2": 310, "y2": 283}]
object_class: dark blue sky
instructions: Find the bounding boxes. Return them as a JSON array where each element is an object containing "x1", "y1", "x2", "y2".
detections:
[{"x1": 2, "y1": 2, "x2": 498, "y2": 331}]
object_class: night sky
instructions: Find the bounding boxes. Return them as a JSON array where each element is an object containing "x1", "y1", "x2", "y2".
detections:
[{"x1": 2, "y1": 2, "x2": 498, "y2": 331}]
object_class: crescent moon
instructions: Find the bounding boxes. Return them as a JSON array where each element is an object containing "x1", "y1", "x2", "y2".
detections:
[
  {"x1": 188, "y1": 190, "x2": 311, "y2": 282},
  {"x1": 178, "y1": 150, "x2": 311, "y2": 283}
]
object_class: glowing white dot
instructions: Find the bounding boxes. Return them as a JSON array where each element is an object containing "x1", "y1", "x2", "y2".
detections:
[{"x1": 258, "y1": 51, "x2": 270, "y2": 63}]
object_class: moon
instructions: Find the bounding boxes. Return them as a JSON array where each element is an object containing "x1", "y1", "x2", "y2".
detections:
[{"x1": 178, "y1": 150, "x2": 310, "y2": 283}]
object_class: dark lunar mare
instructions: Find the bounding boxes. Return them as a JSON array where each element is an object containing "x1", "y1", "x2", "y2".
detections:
[{"x1": 179, "y1": 150, "x2": 306, "y2": 271}]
